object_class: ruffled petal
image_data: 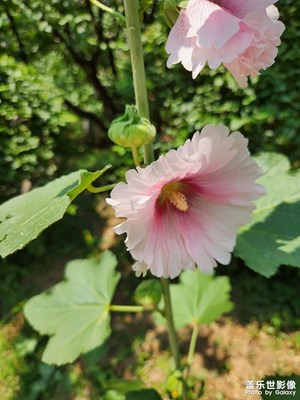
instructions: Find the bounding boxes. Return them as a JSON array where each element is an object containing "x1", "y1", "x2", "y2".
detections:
[
  {"x1": 217, "y1": 0, "x2": 278, "y2": 19},
  {"x1": 165, "y1": 0, "x2": 284, "y2": 85},
  {"x1": 107, "y1": 125, "x2": 266, "y2": 279},
  {"x1": 165, "y1": 11, "x2": 194, "y2": 70}
]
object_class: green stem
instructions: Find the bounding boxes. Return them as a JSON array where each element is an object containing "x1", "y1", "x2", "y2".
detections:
[
  {"x1": 123, "y1": 0, "x2": 154, "y2": 165},
  {"x1": 131, "y1": 146, "x2": 141, "y2": 167},
  {"x1": 182, "y1": 323, "x2": 199, "y2": 399},
  {"x1": 161, "y1": 278, "x2": 180, "y2": 369},
  {"x1": 187, "y1": 324, "x2": 199, "y2": 367},
  {"x1": 109, "y1": 305, "x2": 144, "y2": 313},
  {"x1": 123, "y1": 0, "x2": 182, "y2": 383},
  {"x1": 90, "y1": 0, "x2": 126, "y2": 26},
  {"x1": 87, "y1": 183, "x2": 116, "y2": 193}
]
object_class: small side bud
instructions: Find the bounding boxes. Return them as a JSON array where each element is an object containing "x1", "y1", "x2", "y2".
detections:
[
  {"x1": 134, "y1": 280, "x2": 162, "y2": 310},
  {"x1": 108, "y1": 105, "x2": 156, "y2": 148}
]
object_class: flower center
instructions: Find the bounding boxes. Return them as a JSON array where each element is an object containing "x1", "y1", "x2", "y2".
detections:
[{"x1": 158, "y1": 182, "x2": 189, "y2": 212}]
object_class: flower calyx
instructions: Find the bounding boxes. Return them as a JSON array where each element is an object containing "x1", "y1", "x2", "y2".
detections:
[{"x1": 108, "y1": 105, "x2": 156, "y2": 148}]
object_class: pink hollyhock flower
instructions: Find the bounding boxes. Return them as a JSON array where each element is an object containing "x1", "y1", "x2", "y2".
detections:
[
  {"x1": 165, "y1": 0, "x2": 285, "y2": 87},
  {"x1": 107, "y1": 124, "x2": 266, "y2": 279}
]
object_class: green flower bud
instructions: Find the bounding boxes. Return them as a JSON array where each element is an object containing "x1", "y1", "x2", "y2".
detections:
[
  {"x1": 164, "y1": 0, "x2": 188, "y2": 27},
  {"x1": 108, "y1": 105, "x2": 156, "y2": 148},
  {"x1": 134, "y1": 280, "x2": 162, "y2": 309}
]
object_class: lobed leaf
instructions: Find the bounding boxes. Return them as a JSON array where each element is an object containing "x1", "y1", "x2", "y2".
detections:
[
  {"x1": 170, "y1": 270, "x2": 233, "y2": 329},
  {"x1": 0, "y1": 167, "x2": 109, "y2": 258},
  {"x1": 24, "y1": 251, "x2": 120, "y2": 365},
  {"x1": 236, "y1": 153, "x2": 300, "y2": 277}
]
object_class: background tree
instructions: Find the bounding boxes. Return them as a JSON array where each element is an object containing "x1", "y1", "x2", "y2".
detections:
[{"x1": 0, "y1": 0, "x2": 299, "y2": 197}]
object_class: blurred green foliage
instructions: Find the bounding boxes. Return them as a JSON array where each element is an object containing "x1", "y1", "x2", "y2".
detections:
[
  {"x1": 0, "y1": 0, "x2": 299, "y2": 202},
  {"x1": 0, "y1": 55, "x2": 80, "y2": 199}
]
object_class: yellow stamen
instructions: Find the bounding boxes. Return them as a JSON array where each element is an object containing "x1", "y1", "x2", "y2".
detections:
[
  {"x1": 158, "y1": 182, "x2": 189, "y2": 212},
  {"x1": 168, "y1": 191, "x2": 189, "y2": 212}
]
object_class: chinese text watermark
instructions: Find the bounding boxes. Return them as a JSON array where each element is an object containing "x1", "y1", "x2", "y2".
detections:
[{"x1": 245, "y1": 379, "x2": 297, "y2": 397}]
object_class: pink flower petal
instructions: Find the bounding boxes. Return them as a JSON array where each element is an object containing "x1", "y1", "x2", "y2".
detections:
[
  {"x1": 107, "y1": 125, "x2": 266, "y2": 279},
  {"x1": 224, "y1": 8, "x2": 285, "y2": 86},
  {"x1": 192, "y1": 9, "x2": 241, "y2": 49},
  {"x1": 165, "y1": 0, "x2": 285, "y2": 86},
  {"x1": 217, "y1": 0, "x2": 278, "y2": 18},
  {"x1": 166, "y1": 11, "x2": 194, "y2": 70}
]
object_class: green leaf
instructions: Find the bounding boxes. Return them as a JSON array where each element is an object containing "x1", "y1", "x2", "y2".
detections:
[
  {"x1": 103, "y1": 388, "x2": 162, "y2": 400},
  {"x1": 24, "y1": 251, "x2": 120, "y2": 365},
  {"x1": 170, "y1": 270, "x2": 233, "y2": 329},
  {"x1": 126, "y1": 389, "x2": 162, "y2": 400},
  {"x1": 105, "y1": 379, "x2": 144, "y2": 394},
  {"x1": 104, "y1": 391, "x2": 126, "y2": 400},
  {"x1": 82, "y1": 344, "x2": 108, "y2": 367},
  {"x1": 164, "y1": 0, "x2": 180, "y2": 27},
  {"x1": 236, "y1": 153, "x2": 300, "y2": 277},
  {"x1": 103, "y1": 386, "x2": 162, "y2": 400},
  {"x1": 0, "y1": 167, "x2": 109, "y2": 258},
  {"x1": 164, "y1": 0, "x2": 188, "y2": 27},
  {"x1": 134, "y1": 279, "x2": 162, "y2": 309},
  {"x1": 165, "y1": 370, "x2": 183, "y2": 398}
]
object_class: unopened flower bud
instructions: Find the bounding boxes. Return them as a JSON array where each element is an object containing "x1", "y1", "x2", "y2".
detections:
[{"x1": 108, "y1": 105, "x2": 156, "y2": 148}]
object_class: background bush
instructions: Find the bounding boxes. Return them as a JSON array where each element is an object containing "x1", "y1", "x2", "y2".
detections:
[{"x1": 0, "y1": 0, "x2": 299, "y2": 203}]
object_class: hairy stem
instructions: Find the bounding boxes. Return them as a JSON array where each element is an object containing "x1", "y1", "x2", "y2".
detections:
[
  {"x1": 131, "y1": 146, "x2": 141, "y2": 167},
  {"x1": 161, "y1": 278, "x2": 180, "y2": 369},
  {"x1": 123, "y1": 0, "x2": 154, "y2": 164},
  {"x1": 87, "y1": 183, "x2": 116, "y2": 193},
  {"x1": 187, "y1": 324, "x2": 199, "y2": 367},
  {"x1": 123, "y1": 0, "x2": 183, "y2": 392},
  {"x1": 182, "y1": 324, "x2": 200, "y2": 399},
  {"x1": 109, "y1": 305, "x2": 144, "y2": 313}
]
